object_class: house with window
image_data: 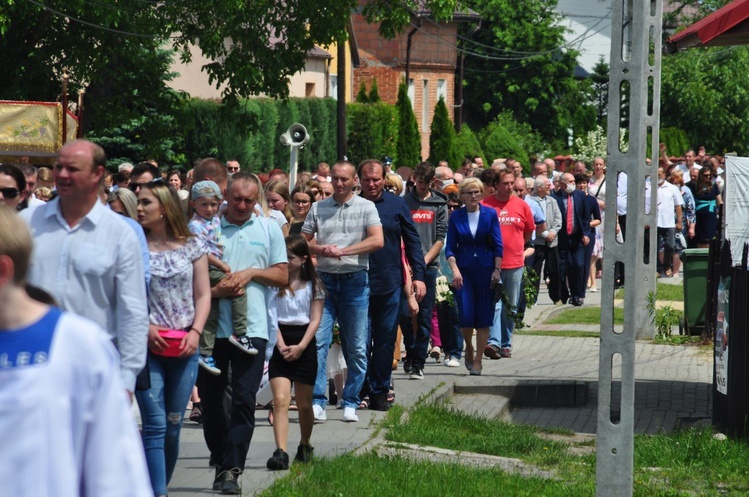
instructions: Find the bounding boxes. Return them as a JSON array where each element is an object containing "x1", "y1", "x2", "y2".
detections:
[{"x1": 350, "y1": 5, "x2": 480, "y2": 160}]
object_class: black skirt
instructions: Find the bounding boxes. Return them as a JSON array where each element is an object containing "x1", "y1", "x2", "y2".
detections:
[{"x1": 268, "y1": 324, "x2": 318, "y2": 385}]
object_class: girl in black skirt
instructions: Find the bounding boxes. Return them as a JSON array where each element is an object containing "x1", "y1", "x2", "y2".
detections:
[{"x1": 266, "y1": 235, "x2": 325, "y2": 470}]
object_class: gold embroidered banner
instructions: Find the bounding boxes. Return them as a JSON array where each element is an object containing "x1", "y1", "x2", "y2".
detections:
[{"x1": 0, "y1": 101, "x2": 78, "y2": 156}]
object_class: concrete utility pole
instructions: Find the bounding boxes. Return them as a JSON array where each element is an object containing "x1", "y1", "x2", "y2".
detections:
[{"x1": 596, "y1": 0, "x2": 661, "y2": 495}]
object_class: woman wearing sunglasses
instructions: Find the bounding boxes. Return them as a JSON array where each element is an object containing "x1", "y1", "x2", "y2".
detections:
[{"x1": 0, "y1": 163, "x2": 26, "y2": 211}]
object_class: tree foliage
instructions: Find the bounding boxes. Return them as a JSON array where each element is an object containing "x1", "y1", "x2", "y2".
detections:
[
  {"x1": 368, "y1": 78, "x2": 381, "y2": 103},
  {"x1": 356, "y1": 82, "x2": 370, "y2": 103},
  {"x1": 347, "y1": 102, "x2": 397, "y2": 167},
  {"x1": 0, "y1": 0, "x2": 454, "y2": 162},
  {"x1": 460, "y1": 0, "x2": 584, "y2": 144},
  {"x1": 661, "y1": 46, "x2": 749, "y2": 153},
  {"x1": 428, "y1": 97, "x2": 456, "y2": 166},
  {"x1": 395, "y1": 81, "x2": 421, "y2": 167},
  {"x1": 480, "y1": 122, "x2": 529, "y2": 171},
  {"x1": 452, "y1": 126, "x2": 484, "y2": 170}
]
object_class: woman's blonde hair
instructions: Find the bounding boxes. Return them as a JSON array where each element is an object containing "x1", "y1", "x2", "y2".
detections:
[
  {"x1": 108, "y1": 187, "x2": 139, "y2": 219},
  {"x1": 384, "y1": 174, "x2": 404, "y2": 196},
  {"x1": 0, "y1": 205, "x2": 33, "y2": 284},
  {"x1": 458, "y1": 177, "x2": 484, "y2": 196},
  {"x1": 265, "y1": 179, "x2": 293, "y2": 224},
  {"x1": 37, "y1": 166, "x2": 53, "y2": 182},
  {"x1": 140, "y1": 183, "x2": 193, "y2": 239}
]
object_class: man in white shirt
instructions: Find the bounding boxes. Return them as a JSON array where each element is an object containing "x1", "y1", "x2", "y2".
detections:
[
  {"x1": 656, "y1": 167, "x2": 684, "y2": 277},
  {"x1": 21, "y1": 140, "x2": 148, "y2": 393}
]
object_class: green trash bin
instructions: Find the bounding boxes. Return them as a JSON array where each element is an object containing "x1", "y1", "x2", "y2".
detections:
[{"x1": 680, "y1": 248, "x2": 709, "y2": 335}]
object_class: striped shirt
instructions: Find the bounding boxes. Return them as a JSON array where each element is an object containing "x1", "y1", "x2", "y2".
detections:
[{"x1": 302, "y1": 194, "x2": 381, "y2": 273}]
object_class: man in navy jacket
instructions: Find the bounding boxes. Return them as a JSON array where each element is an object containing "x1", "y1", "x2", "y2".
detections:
[
  {"x1": 553, "y1": 173, "x2": 594, "y2": 306},
  {"x1": 359, "y1": 160, "x2": 426, "y2": 409}
]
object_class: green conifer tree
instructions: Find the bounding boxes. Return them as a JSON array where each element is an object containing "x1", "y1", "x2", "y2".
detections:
[{"x1": 395, "y1": 80, "x2": 421, "y2": 167}]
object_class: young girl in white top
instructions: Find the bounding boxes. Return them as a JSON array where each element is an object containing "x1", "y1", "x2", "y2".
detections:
[{"x1": 266, "y1": 235, "x2": 324, "y2": 470}]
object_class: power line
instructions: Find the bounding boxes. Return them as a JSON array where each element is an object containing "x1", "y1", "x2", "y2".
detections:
[
  {"x1": 420, "y1": 12, "x2": 610, "y2": 58},
  {"x1": 411, "y1": 16, "x2": 611, "y2": 62},
  {"x1": 24, "y1": 0, "x2": 173, "y2": 39}
]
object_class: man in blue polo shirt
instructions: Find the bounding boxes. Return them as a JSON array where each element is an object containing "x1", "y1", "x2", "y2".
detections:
[
  {"x1": 198, "y1": 171, "x2": 288, "y2": 494},
  {"x1": 358, "y1": 159, "x2": 426, "y2": 411}
]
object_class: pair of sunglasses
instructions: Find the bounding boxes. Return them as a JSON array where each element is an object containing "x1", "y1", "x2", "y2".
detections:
[
  {"x1": 0, "y1": 187, "x2": 20, "y2": 199},
  {"x1": 129, "y1": 177, "x2": 165, "y2": 191}
]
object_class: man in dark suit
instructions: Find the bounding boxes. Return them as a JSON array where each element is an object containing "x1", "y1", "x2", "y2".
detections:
[{"x1": 554, "y1": 173, "x2": 594, "y2": 306}]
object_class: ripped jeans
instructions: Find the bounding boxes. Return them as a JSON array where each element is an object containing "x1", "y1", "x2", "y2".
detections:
[{"x1": 136, "y1": 351, "x2": 199, "y2": 496}]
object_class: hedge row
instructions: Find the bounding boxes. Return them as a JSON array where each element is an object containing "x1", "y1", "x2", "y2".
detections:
[{"x1": 181, "y1": 98, "x2": 338, "y2": 172}]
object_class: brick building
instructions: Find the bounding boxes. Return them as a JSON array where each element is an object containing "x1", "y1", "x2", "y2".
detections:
[{"x1": 350, "y1": 6, "x2": 479, "y2": 163}]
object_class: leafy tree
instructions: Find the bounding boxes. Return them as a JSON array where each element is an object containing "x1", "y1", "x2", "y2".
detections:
[
  {"x1": 452, "y1": 126, "x2": 484, "y2": 170},
  {"x1": 481, "y1": 122, "x2": 529, "y2": 170},
  {"x1": 428, "y1": 97, "x2": 455, "y2": 165},
  {"x1": 0, "y1": 0, "x2": 454, "y2": 161},
  {"x1": 661, "y1": 46, "x2": 749, "y2": 153},
  {"x1": 368, "y1": 78, "x2": 381, "y2": 103},
  {"x1": 591, "y1": 57, "x2": 610, "y2": 128},
  {"x1": 362, "y1": 0, "x2": 457, "y2": 39},
  {"x1": 356, "y1": 82, "x2": 370, "y2": 103},
  {"x1": 347, "y1": 102, "x2": 397, "y2": 167},
  {"x1": 460, "y1": 0, "x2": 581, "y2": 143},
  {"x1": 395, "y1": 81, "x2": 421, "y2": 167}
]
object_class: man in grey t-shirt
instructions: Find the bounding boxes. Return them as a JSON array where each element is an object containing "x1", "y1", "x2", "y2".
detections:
[{"x1": 302, "y1": 161, "x2": 383, "y2": 423}]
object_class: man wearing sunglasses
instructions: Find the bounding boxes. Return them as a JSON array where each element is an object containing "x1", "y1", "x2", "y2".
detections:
[
  {"x1": 20, "y1": 139, "x2": 149, "y2": 396},
  {"x1": 128, "y1": 162, "x2": 162, "y2": 193},
  {"x1": 226, "y1": 160, "x2": 241, "y2": 176}
]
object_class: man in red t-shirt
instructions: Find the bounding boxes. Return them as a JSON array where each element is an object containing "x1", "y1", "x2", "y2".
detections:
[{"x1": 480, "y1": 169, "x2": 535, "y2": 358}]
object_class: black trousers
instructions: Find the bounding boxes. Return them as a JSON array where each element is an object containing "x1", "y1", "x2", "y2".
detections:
[
  {"x1": 532, "y1": 244, "x2": 560, "y2": 303},
  {"x1": 198, "y1": 337, "x2": 267, "y2": 472}
]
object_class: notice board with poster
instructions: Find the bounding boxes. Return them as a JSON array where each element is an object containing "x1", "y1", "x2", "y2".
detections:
[{"x1": 724, "y1": 157, "x2": 749, "y2": 266}]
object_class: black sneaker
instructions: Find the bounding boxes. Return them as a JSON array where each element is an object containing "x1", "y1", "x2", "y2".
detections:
[
  {"x1": 295, "y1": 444, "x2": 314, "y2": 463},
  {"x1": 403, "y1": 358, "x2": 413, "y2": 374},
  {"x1": 266, "y1": 449, "x2": 290, "y2": 470},
  {"x1": 229, "y1": 334, "x2": 259, "y2": 355},
  {"x1": 409, "y1": 366, "x2": 424, "y2": 380},
  {"x1": 220, "y1": 468, "x2": 242, "y2": 494},
  {"x1": 212, "y1": 467, "x2": 222, "y2": 491},
  {"x1": 369, "y1": 393, "x2": 392, "y2": 411}
]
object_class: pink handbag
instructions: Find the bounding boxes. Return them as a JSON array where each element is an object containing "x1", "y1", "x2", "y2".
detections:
[{"x1": 154, "y1": 329, "x2": 188, "y2": 357}]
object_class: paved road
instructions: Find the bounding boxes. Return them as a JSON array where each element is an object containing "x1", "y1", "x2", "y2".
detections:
[{"x1": 168, "y1": 274, "x2": 712, "y2": 496}]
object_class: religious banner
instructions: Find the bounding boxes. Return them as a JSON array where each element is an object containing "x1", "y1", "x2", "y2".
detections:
[{"x1": 0, "y1": 101, "x2": 78, "y2": 158}]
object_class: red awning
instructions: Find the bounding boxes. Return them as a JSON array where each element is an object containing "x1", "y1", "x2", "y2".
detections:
[{"x1": 666, "y1": 0, "x2": 749, "y2": 52}]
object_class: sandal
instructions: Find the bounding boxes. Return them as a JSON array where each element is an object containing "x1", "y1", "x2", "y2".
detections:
[
  {"x1": 189, "y1": 403, "x2": 202, "y2": 424},
  {"x1": 386, "y1": 390, "x2": 395, "y2": 404},
  {"x1": 359, "y1": 397, "x2": 369, "y2": 410},
  {"x1": 267, "y1": 404, "x2": 274, "y2": 426}
]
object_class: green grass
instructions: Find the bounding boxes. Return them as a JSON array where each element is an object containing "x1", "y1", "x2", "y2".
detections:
[
  {"x1": 516, "y1": 329, "x2": 600, "y2": 338},
  {"x1": 545, "y1": 306, "x2": 624, "y2": 325},
  {"x1": 261, "y1": 403, "x2": 749, "y2": 496},
  {"x1": 384, "y1": 404, "x2": 569, "y2": 466},
  {"x1": 615, "y1": 282, "x2": 684, "y2": 301}
]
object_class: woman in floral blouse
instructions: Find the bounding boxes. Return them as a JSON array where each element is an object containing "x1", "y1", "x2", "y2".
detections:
[{"x1": 136, "y1": 182, "x2": 210, "y2": 497}]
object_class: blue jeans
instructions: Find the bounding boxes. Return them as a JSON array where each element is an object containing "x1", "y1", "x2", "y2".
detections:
[
  {"x1": 488, "y1": 266, "x2": 524, "y2": 350},
  {"x1": 400, "y1": 267, "x2": 437, "y2": 368},
  {"x1": 314, "y1": 270, "x2": 370, "y2": 409},
  {"x1": 363, "y1": 287, "x2": 402, "y2": 397},
  {"x1": 136, "y1": 351, "x2": 199, "y2": 496}
]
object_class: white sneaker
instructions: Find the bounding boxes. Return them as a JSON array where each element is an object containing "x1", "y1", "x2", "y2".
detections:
[
  {"x1": 313, "y1": 404, "x2": 327, "y2": 423},
  {"x1": 342, "y1": 406, "x2": 359, "y2": 422},
  {"x1": 445, "y1": 357, "x2": 461, "y2": 367}
]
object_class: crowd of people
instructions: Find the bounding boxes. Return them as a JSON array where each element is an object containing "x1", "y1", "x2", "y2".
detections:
[{"x1": 0, "y1": 140, "x2": 727, "y2": 496}]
